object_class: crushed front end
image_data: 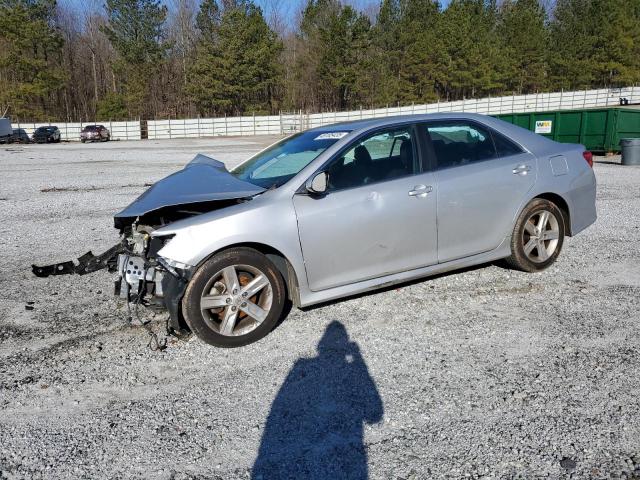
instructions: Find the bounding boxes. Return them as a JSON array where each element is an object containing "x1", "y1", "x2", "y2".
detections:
[
  {"x1": 115, "y1": 225, "x2": 193, "y2": 335},
  {"x1": 31, "y1": 153, "x2": 265, "y2": 338},
  {"x1": 33, "y1": 224, "x2": 193, "y2": 336}
]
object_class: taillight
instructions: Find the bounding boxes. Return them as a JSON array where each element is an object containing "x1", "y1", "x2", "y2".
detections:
[{"x1": 582, "y1": 151, "x2": 593, "y2": 168}]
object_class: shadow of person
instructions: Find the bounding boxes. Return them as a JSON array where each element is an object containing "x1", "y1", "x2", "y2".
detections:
[{"x1": 252, "y1": 321, "x2": 384, "y2": 480}]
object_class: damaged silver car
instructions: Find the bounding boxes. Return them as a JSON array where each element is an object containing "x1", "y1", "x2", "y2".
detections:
[{"x1": 33, "y1": 114, "x2": 597, "y2": 348}]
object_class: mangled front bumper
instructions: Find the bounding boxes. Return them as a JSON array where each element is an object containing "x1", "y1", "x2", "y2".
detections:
[
  {"x1": 32, "y1": 230, "x2": 193, "y2": 335},
  {"x1": 32, "y1": 243, "x2": 124, "y2": 277}
]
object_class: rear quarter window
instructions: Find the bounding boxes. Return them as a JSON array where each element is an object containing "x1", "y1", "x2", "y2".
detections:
[{"x1": 492, "y1": 131, "x2": 524, "y2": 157}]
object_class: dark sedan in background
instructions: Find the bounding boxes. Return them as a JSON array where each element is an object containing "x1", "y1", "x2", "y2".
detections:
[
  {"x1": 32, "y1": 126, "x2": 61, "y2": 143},
  {"x1": 80, "y1": 125, "x2": 110, "y2": 142},
  {"x1": 10, "y1": 129, "x2": 31, "y2": 143}
]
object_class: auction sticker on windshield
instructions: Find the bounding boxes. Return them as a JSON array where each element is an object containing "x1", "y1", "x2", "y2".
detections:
[{"x1": 314, "y1": 132, "x2": 349, "y2": 140}]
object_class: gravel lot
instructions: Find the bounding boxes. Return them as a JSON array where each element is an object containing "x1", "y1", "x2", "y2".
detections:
[{"x1": 1, "y1": 138, "x2": 639, "y2": 479}]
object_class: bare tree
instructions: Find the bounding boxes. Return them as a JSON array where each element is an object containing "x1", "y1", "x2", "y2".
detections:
[{"x1": 162, "y1": 0, "x2": 198, "y2": 117}]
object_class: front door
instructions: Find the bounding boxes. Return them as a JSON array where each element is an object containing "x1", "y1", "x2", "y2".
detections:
[{"x1": 293, "y1": 126, "x2": 438, "y2": 292}]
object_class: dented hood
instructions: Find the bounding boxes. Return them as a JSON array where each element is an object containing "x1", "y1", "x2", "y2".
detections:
[{"x1": 114, "y1": 154, "x2": 265, "y2": 223}]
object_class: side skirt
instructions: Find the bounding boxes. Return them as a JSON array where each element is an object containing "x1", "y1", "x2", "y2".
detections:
[{"x1": 297, "y1": 237, "x2": 511, "y2": 308}]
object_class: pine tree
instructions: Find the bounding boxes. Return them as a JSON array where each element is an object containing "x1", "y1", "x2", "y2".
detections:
[
  {"x1": 187, "y1": 1, "x2": 282, "y2": 115},
  {"x1": 548, "y1": 0, "x2": 596, "y2": 89},
  {"x1": 370, "y1": 0, "x2": 441, "y2": 106},
  {"x1": 101, "y1": 0, "x2": 169, "y2": 117},
  {"x1": 584, "y1": 0, "x2": 640, "y2": 87},
  {"x1": 296, "y1": 0, "x2": 372, "y2": 110},
  {"x1": 369, "y1": 0, "x2": 402, "y2": 105},
  {"x1": 196, "y1": 0, "x2": 221, "y2": 44},
  {"x1": 547, "y1": 0, "x2": 640, "y2": 89},
  {"x1": 436, "y1": 0, "x2": 506, "y2": 99},
  {"x1": 396, "y1": 0, "x2": 441, "y2": 104},
  {"x1": 0, "y1": 0, "x2": 65, "y2": 120},
  {"x1": 498, "y1": 0, "x2": 548, "y2": 94}
]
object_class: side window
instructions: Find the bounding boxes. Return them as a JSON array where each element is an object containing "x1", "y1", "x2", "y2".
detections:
[
  {"x1": 426, "y1": 122, "x2": 497, "y2": 169},
  {"x1": 327, "y1": 127, "x2": 416, "y2": 191},
  {"x1": 492, "y1": 131, "x2": 523, "y2": 157}
]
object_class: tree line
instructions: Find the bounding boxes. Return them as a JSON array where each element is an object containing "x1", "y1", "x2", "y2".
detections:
[{"x1": 1, "y1": 0, "x2": 639, "y2": 122}]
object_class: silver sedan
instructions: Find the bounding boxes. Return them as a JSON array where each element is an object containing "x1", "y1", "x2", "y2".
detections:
[{"x1": 34, "y1": 114, "x2": 597, "y2": 347}]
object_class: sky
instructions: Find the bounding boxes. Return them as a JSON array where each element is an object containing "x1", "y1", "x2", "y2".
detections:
[
  {"x1": 63, "y1": 0, "x2": 452, "y2": 32},
  {"x1": 254, "y1": 0, "x2": 451, "y2": 29}
]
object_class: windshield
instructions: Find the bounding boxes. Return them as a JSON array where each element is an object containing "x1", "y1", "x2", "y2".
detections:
[{"x1": 230, "y1": 130, "x2": 350, "y2": 188}]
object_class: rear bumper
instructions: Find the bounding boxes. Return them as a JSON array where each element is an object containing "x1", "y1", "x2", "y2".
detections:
[{"x1": 567, "y1": 169, "x2": 597, "y2": 236}]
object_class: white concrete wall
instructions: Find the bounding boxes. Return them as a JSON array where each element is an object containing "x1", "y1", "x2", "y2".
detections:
[
  {"x1": 306, "y1": 86, "x2": 640, "y2": 128},
  {"x1": 146, "y1": 115, "x2": 283, "y2": 139}
]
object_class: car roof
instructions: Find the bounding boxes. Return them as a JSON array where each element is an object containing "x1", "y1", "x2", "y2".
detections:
[
  {"x1": 310, "y1": 112, "x2": 558, "y2": 153},
  {"x1": 310, "y1": 113, "x2": 498, "y2": 131}
]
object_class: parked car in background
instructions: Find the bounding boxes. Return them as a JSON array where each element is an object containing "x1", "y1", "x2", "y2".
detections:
[
  {"x1": 80, "y1": 124, "x2": 110, "y2": 142},
  {"x1": 9, "y1": 128, "x2": 30, "y2": 144},
  {"x1": 34, "y1": 113, "x2": 597, "y2": 348},
  {"x1": 0, "y1": 118, "x2": 11, "y2": 143},
  {"x1": 32, "y1": 126, "x2": 61, "y2": 143}
]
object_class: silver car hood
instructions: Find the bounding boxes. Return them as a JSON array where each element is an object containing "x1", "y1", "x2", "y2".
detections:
[{"x1": 114, "y1": 154, "x2": 265, "y2": 222}]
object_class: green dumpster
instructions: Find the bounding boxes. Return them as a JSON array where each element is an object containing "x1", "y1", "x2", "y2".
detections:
[{"x1": 494, "y1": 106, "x2": 640, "y2": 153}]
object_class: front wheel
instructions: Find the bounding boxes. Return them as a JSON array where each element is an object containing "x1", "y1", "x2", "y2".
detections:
[
  {"x1": 505, "y1": 198, "x2": 565, "y2": 272},
  {"x1": 182, "y1": 247, "x2": 287, "y2": 347}
]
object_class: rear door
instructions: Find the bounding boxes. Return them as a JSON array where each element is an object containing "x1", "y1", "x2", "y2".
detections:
[{"x1": 423, "y1": 120, "x2": 537, "y2": 263}]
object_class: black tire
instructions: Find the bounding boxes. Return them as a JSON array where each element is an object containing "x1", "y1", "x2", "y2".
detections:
[
  {"x1": 81, "y1": 139, "x2": 86, "y2": 143},
  {"x1": 182, "y1": 247, "x2": 286, "y2": 348},
  {"x1": 505, "y1": 198, "x2": 565, "y2": 272}
]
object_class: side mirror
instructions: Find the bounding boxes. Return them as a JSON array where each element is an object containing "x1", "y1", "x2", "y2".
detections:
[{"x1": 305, "y1": 171, "x2": 328, "y2": 195}]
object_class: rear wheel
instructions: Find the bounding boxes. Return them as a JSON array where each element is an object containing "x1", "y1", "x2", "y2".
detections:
[
  {"x1": 182, "y1": 247, "x2": 286, "y2": 347},
  {"x1": 505, "y1": 198, "x2": 565, "y2": 272}
]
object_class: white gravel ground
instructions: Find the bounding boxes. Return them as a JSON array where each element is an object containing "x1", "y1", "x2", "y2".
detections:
[{"x1": 0, "y1": 138, "x2": 639, "y2": 479}]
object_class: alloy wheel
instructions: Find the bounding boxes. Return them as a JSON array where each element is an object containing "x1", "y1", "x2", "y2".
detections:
[
  {"x1": 199, "y1": 264, "x2": 273, "y2": 337},
  {"x1": 522, "y1": 209, "x2": 560, "y2": 263}
]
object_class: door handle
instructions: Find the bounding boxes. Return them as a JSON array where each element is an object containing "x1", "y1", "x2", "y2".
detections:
[
  {"x1": 512, "y1": 164, "x2": 532, "y2": 175},
  {"x1": 408, "y1": 185, "x2": 433, "y2": 198}
]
